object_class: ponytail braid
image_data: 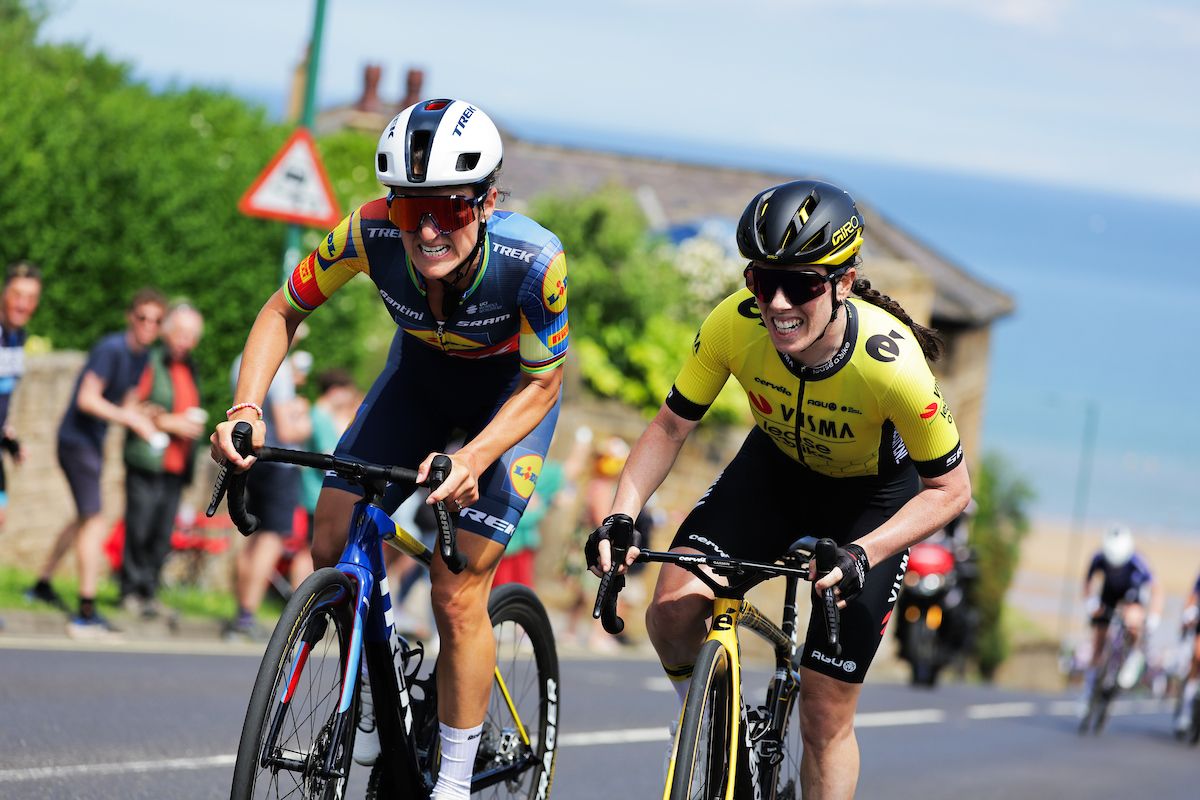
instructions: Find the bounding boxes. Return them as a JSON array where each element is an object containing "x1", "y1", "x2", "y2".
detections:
[{"x1": 851, "y1": 278, "x2": 945, "y2": 361}]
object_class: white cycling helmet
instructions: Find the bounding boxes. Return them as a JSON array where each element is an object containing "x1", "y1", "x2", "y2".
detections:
[
  {"x1": 1102, "y1": 525, "x2": 1135, "y2": 567},
  {"x1": 375, "y1": 98, "x2": 503, "y2": 190}
]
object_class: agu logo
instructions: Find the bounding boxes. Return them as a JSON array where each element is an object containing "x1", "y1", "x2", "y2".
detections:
[
  {"x1": 509, "y1": 455, "x2": 543, "y2": 499},
  {"x1": 541, "y1": 254, "x2": 568, "y2": 313}
]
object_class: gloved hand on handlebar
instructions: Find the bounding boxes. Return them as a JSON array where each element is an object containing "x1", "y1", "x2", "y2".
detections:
[
  {"x1": 812, "y1": 541, "x2": 870, "y2": 606},
  {"x1": 585, "y1": 513, "x2": 641, "y2": 576}
]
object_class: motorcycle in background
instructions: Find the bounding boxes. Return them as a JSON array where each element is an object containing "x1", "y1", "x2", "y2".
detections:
[{"x1": 895, "y1": 539, "x2": 978, "y2": 687}]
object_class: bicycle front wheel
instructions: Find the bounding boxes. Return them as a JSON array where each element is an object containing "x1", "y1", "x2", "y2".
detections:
[
  {"x1": 405, "y1": 582, "x2": 560, "y2": 799},
  {"x1": 773, "y1": 675, "x2": 803, "y2": 800},
  {"x1": 668, "y1": 640, "x2": 734, "y2": 800},
  {"x1": 230, "y1": 568, "x2": 358, "y2": 800}
]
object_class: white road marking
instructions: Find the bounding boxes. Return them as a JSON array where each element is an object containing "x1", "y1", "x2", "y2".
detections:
[
  {"x1": 0, "y1": 697, "x2": 1176, "y2": 782},
  {"x1": 0, "y1": 755, "x2": 236, "y2": 782},
  {"x1": 966, "y1": 702, "x2": 1037, "y2": 719},
  {"x1": 853, "y1": 708, "x2": 945, "y2": 727}
]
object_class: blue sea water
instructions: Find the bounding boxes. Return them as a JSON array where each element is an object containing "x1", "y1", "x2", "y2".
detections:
[{"x1": 512, "y1": 121, "x2": 1200, "y2": 532}]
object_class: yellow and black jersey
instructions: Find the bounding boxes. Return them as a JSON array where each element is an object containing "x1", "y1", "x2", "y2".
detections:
[{"x1": 665, "y1": 292, "x2": 963, "y2": 479}]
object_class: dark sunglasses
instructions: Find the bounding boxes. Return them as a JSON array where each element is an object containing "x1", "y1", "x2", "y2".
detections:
[
  {"x1": 744, "y1": 264, "x2": 838, "y2": 305},
  {"x1": 386, "y1": 192, "x2": 484, "y2": 234}
]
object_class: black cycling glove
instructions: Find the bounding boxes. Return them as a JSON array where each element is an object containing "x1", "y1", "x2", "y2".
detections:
[
  {"x1": 585, "y1": 513, "x2": 639, "y2": 571},
  {"x1": 824, "y1": 542, "x2": 870, "y2": 602}
]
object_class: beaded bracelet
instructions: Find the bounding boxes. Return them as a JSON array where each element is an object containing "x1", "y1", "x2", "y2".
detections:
[{"x1": 225, "y1": 402, "x2": 264, "y2": 420}]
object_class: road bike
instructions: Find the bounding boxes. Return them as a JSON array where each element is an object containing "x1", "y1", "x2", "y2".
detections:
[
  {"x1": 593, "y1": 532, "x2": 842, "y2": 800},
  {"x1": 1078, "y1": 606, "x2": 1135, "y2": 735},
  {"x1": 211, "y1": 422, "x2": 559, "y2": 799}
]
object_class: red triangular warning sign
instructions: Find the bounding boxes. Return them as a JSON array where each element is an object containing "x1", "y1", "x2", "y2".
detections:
[{"x1": 238, "y1": 128, "x2": 342, "y2": 229}]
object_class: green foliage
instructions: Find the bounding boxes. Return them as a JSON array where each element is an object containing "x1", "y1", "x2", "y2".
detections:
[
  {"x1": 529, "y1": 185, "x2": 747, "y2": 423},
  {"x1": 0, "y1": 2, "x2": 385, "y2": 417},
  {"x1": 968, "y1": 452, "x2": 1035, "y2": 679}
]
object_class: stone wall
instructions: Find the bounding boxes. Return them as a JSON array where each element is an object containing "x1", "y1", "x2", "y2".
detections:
[{"x1": 2, "y1": 352, "x2": 222, "y2": 577}]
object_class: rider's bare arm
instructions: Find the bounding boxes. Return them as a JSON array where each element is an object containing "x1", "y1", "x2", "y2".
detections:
[
  {"x1": 595, "y1": 403, "x2": 701, "y2": 573},
  {"x1": 211, "y1": 289, "x2": 308, "y2": 466},
  {"x1": 422, "y1": 366, "x2": 563, "y2": 507}
]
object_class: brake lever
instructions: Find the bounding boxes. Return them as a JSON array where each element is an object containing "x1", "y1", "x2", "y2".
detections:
[
  {"x1": 815, "y1": 538, "x2": 842, "y2": 657},
  {"x1": 428, "y1": 454, "x2": 466, "y2": 574}
]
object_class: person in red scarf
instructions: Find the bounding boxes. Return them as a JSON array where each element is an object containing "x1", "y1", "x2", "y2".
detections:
[{"x1": 120, "y1": 303, "x2": 206, "y2": 618}]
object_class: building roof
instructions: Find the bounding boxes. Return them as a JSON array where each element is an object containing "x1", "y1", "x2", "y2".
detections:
[
  {"x1": 501, "y1": 139, "x2": 1014, "y2": 327},
  {"x1": 312, "y1": 65, "x2": 1013, "y2": 327}
]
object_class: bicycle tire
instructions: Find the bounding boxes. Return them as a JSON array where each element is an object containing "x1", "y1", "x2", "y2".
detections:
[
  {"x1": 367, "y1": 582, "x2": 560, "y2": 799},
  {"x1": 231, "y1": 568, "x2": 358, "y2": 800},
  {"x1": 772, "y1": 676, "x2": 803, "y2": 800},
  {"x1": 668, "y1": 640, "x2": 734, "y2": 800},
  {"x1": 1188, "y1": 693, "x2": 1200, "y2": 746}
]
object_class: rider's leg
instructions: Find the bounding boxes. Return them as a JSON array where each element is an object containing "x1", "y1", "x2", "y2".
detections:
[
  {"x1": 1118, "y1": 603, "x2": 1147, "y2": 689},
  {"x1": 428, "y1": 530, "x2": 506, "y2": 800},
  {"x1": 799, "y1": 668, "x2": 863, "y2": 800},
  {"x1": 645, "y1": 552, "x2": 715, "y2": 707},
  {"x1": 1177, "y1": 633, "x2": 1200, "y2": 731},
  {"x1": 311, "y1": 487, "x2": 358, "y2": 569}
]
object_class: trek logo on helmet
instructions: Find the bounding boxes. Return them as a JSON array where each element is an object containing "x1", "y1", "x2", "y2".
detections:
[{"x1": 452, "y1": 105, "x2": 477, "y2": 136}]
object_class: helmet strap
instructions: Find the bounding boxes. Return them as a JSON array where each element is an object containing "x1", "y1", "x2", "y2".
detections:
[{"x1": 437, "y1": 219, "x2": 488, "y2": 318}]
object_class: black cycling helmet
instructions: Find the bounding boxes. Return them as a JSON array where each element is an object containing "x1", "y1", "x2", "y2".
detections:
[{"x1": 736, "y1": 180, "x2": 864, "y2": 267}]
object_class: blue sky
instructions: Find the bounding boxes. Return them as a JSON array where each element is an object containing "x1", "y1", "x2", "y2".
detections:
[{"x1": 38, "y1": 0, "x2": 1200, "y2": 204}]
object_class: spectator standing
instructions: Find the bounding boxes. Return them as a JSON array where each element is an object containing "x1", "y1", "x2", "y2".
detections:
[
  {"x1": 223, "y1": 350, "x2": 311, "y2": 640},
  {"x1": 119, "y1": 303, "x2": 206, "y2": 618},
  {"x1": 27, "y1": 288, "x2": 165, "y2": 637},
  {"x1": 0, "y1": 260, "x2": 43, "y2": 529}
]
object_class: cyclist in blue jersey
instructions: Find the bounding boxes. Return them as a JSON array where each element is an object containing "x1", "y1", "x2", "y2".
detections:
[
  {"x1": 1082, "y1": 525, "x2": 1162, "y2": 693},
  {"x1": 212, "y1": 99, "x2": 567, "y2": 800}
]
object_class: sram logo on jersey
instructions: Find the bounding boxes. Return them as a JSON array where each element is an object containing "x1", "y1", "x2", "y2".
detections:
[
  {"x1": 492, "y1": 243, "x2": 536, "y2": 263},
  {"x1": 457, "y1": 314, "x2": 512, "y2": 327}
]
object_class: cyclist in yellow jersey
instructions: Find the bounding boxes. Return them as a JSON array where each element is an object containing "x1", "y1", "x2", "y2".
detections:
[{"x1": 588, "y1": 180, "x2": 971, "y2": 799}]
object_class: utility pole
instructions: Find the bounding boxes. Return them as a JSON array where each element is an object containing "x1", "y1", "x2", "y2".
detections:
[
  {"x1": 280, "y1": 0, "x2": 329, "y2": 282},
  {"x1": 1057, "y1": 400, "x2": 1098, "y2": 644}
]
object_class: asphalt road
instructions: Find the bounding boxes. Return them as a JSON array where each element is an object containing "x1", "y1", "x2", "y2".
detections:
[{"x1": 0, "y1": 639, "x2": 1195, "y2": 799}]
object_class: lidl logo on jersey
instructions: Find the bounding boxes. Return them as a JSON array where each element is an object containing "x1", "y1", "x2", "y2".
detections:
[
  {"x1": 541, "y1": 254, "x2": 568, "y2": 313},
  {"x1": 320, "y1": 214, "x2": 354, "y2": 264},
  {"x1": 509, "y1": 455, "x2": 543, "y2": 499}
]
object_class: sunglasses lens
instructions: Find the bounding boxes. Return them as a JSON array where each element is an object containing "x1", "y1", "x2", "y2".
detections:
[
  {"x1": 745, "y1": 266, "x2": 829, "y2": 304},
  {"x1": 387, "y1": 195, "x2": 478, "y2": 233}
]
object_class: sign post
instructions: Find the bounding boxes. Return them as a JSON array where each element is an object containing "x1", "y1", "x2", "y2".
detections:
[{"x1": 238, "y1": 0, "x2": 333, "y2": 283}]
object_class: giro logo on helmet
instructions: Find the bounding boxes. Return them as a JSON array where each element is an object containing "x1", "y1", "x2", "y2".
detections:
[{"x1": 831, "y1": 216, "x2": 861, "y2": 248}]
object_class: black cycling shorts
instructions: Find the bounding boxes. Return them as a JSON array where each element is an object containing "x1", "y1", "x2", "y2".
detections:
[
  {"x1": 670, "y1": 427, "x2": 917, "y2": 684},
  {"x1": 326, "y1": 332, "x2": 560, "y2": 546}
]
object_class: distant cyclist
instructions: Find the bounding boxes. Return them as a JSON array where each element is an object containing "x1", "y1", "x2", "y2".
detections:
[
  {"x1": 1082, "y1": 525, "x2": 1162, "y2": 693},
  {"x1": 1173, "y1": 567, "x2": 1200, "y2": 735},
  {"x1": 588, "y1": 179, "x2": 971, "y2": 798},
  {"x1": 211, "y1": 99, "x2": 568, "y2": 800}
]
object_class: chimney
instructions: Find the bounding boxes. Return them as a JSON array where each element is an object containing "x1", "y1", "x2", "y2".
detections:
[
  {"x1": 357, "y1": 64, "x2": 383, "y2": 112},
  {"x1": 401, "y1": 68, "x2": 424, "y2": 109}
]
